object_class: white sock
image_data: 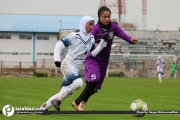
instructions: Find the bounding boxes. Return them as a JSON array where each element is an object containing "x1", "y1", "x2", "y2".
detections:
[
  {"x1": 39, "y1": 86, "x2": 66, "y2": 110},
  {"x1": 39, "y1": 78, "x2": 83, "y2": 110},
  {"x1": 58, "y1": 78, "x2": 83, "y2": 101},
  {"x1": 158, "y1": 73, "x2": 162, "y2": 82},
  {"x1": 39, "y1": 93, "x2": 60, "y2": 110}
]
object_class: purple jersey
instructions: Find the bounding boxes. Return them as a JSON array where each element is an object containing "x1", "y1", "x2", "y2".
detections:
[
  {"x1": 88, "y1": 23, "x2": 133, "y2": 66},
  {"x1": 84, "y1": 23, "x2": 134, "y2": 88}
]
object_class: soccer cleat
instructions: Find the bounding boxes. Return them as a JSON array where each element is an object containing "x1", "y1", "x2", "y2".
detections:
[
  {"x1": 77, "y1": 101, "x2": 86, "y2": 111},
  {"x1": 51, "y1": 99, "x2": 61, "y2": 111},
  {"x1": 71, "y1": 100, "x2": 79, "y2": 111}
]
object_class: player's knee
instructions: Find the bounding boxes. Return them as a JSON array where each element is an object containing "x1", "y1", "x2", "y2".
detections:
[{"x1": 74, "y1": 78, "x2": 83, "y2": 89}]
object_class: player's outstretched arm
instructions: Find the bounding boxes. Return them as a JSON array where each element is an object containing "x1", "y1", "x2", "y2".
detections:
[
  {"x1": 114, "y1": 24, "x2": 139, "y2": 44},
  {"x1": 91, "y1": 39, "x2": 107, "y2": 57},
  {"x1": 111, "y1": 42, "x2": 121, "y2": 48}
]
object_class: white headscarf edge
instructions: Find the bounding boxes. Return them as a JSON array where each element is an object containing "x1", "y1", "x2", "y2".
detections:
[{"x1": 78, "y1": 16, "x2": 94, "y2": 34}]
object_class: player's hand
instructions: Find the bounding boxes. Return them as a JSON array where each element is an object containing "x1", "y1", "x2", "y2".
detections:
[
  {"x1": 115, "y1": 42, "x2": 121, "y2": 47},
  {"x1": 55, "y1": 61, "x2": 61, "y2": 68},
  {"x1": 131, "y1": 37, "x2": 138, "y2": 44}
]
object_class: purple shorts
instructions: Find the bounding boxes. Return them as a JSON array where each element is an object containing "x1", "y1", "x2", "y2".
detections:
[{"x1": 84, "y1": 54, "x2": 108, "y2": 90}]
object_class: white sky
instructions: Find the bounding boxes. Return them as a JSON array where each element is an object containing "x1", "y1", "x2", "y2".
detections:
[{"x1": 0, "y1": 0, "x2": 180, "y2": 31}]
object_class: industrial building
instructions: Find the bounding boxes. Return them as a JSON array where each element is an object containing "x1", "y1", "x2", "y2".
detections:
[{"x1": 0, "y1": 14, "x2": 98, "y2": 62}]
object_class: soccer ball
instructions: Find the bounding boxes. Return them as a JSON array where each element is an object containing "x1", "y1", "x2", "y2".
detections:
[{"x1": 130, "y1": 99, "x2": 148, "y2": 117}]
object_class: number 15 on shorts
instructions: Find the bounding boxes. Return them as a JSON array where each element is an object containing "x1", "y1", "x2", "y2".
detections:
[{"x1": 91, "y1": 74, "x2": 96, "y2": 80}]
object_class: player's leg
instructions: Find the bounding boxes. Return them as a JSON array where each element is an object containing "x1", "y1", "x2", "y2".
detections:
[
  {"x1": 75, "y1": 69, "x2": 106, "y2": 111},
  {"x1": 158, "y1": 73, "x2": 162, "y2": 83},
  {"x1": 157, "y1": 66, "x2": 162, "y2": 83},
  {"x1": 161, "y1": 73, "x2": 165, "y2": 79},
  {"x1": 73, "y1": 59, "x2": 101, "y2": 111},
  {"x1": 172, "y1": 73, "x2": 174, "y2": 79},
  {"x1": 51, "y1": 70, "x2": 83, "y2": 110},
  {"x1": 171, "y1": 70, "x2": 175, "y2": 79},
  {"x1": 39, "y1": 85, "x2": 66, "y2": 110},
  {"x1": 59, "y1": 77, "x2": 83, "y2": 101},
  {"x1": 170, "y1": 70, "x2": 173, "y2": 78},
  {"x1": 72, "y1": 82, "x2": 98, "y2": 111},
  {"x1": 51, "y1": 59, "x2": 83, "y2": 110},
  {"x1": 160, "y1": 68, "x2": 165, "y2": 80},
  {"x1": 157, "y1": 68, "x2": 161, "y2": 83}
]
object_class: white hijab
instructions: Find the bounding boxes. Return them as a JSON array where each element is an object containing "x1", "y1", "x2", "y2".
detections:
[{"x1": 79, "y1": 16, "x2": 94, "y2": 34}]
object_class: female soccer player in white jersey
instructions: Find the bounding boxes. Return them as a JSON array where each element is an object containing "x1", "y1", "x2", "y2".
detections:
[
  {"x1": 39, "y1": 16, "x2": 108, "y2": 111},
  {"x1": 156, "y1": 56, "x2": 165, "y2": 83}
]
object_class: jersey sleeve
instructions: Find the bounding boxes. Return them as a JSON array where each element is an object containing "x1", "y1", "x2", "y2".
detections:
[
  {"x1": 54, "y1": 32, "x2": 76, "y2": 62},
  {"x1": 114, "y1": 24, "x2": 134, "y2": 44},
  {"x1": 61, "y1": 32, "x2": 76, "y2": 47},
  {"x1": 54, "y1": 41, "x2": 65, "y2": 62},
  {"x1": 90, "y1": 27, "x2": 96, "y2": 38},
  {"x1": 90, "y1": 39, "x2": 107, "y2": 57},
  {"x1": 90, "y1": 26, "x2": 100, "y2": 43}
]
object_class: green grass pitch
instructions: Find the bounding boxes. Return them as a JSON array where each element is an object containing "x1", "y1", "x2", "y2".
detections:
[{"x1": 0, "y1": 77, "x2": 180, "y2": 120}]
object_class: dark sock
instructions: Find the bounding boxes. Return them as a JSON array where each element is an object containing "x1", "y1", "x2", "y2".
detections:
[
  {"x1": 75, "y1": 89, "x2": 86, "y2": 105},
  {"x1": 82, "y1": 82, "x2": 97, "y2": 103},
  {"x1": 75, "y1": 82, "x2": 97, "y2": 104}
]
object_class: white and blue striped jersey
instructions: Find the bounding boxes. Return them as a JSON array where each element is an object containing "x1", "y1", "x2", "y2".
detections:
[{"x1": 54, "y1": 31, "x2": 95, "y2": 69}]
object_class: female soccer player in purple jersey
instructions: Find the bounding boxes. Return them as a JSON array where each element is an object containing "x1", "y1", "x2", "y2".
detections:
[{"x1": 72, "y1": 6, "x2": 138, "y2": 111}]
